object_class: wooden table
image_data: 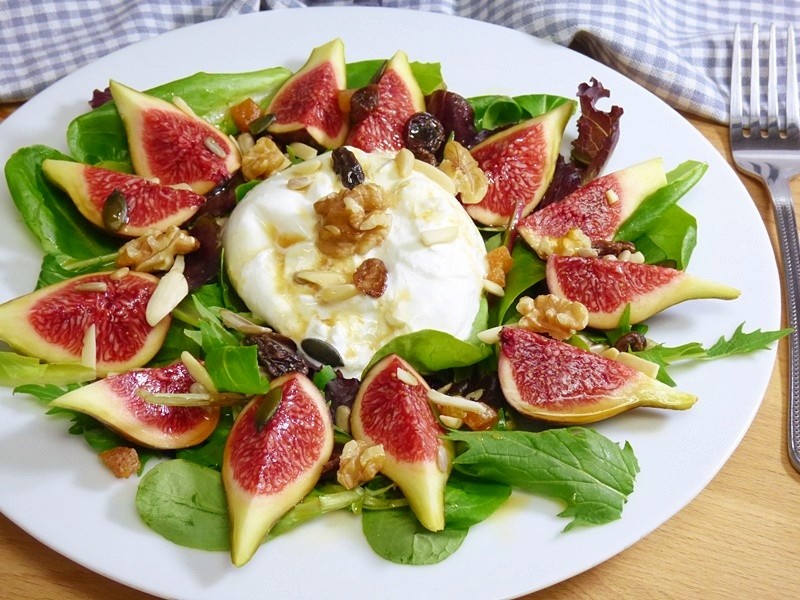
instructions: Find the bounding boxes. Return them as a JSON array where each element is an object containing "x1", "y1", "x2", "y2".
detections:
[{"x1": 0, "y1": 107, "x2": 798, "y2": 599}]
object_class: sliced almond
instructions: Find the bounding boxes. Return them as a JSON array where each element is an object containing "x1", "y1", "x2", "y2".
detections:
[
  {"x1": 395, "y1": 148, "x2": 415, "y2": 178},
  {"x1": 137, "y1": 390, "x2": 247, "y2": 407},
  {"x1": 396, "y1": 367, "x2": 418, "y2": 386},
  {"x1": 439, "y1": 415, "x2": 463, "y2": 429},
  {"x1": 146, "y1": 269, "x2": 188, "y2": 326},
  {"x1": 293, "y1": 159, "x2": 322, "y2": 175},
  {"x1": 482, "y1": 279, "x2": 506, "y2": 297},
  {"x1": 287, "y1": 142, "x2": 318, "y2": 161},
  {"x1": 294, "y1": 270, "x2": 348, "y2": 288},
  {"x1": 81, "y1": 323, "x2": 97, "y2": 370},
  {"x1": 180, "y1": 351, "x2": 218, "y2": 393},
  {"x1": 171, "y1": 95, "x2": 197, "y2": 117},
  {"x1": 476, "y1": 325, "x2": 503, "y2": 344},
  {"x1": 335, "y1": 405, "x2": 351, "y2": 433},
  {"x1": 427, "y1": 388, "x2": 493, "y2": 416},
  {"x1": 287, "y1": 175, "x2": 315, "y2": 190},
  {"x1": 318, "y1": 283, "x2": 359, "y2": 303},
  {"x1": 219, "y1": 309, "x2": 272, "y2": 335},
  {"x1": 414, "y1": 160, "x2": 457, "y2": 195},
  {"x1": 74, "y1": 281, "x2": 109, "y2": 293},
  {"x1": 420, "y1": 226, "x2": 459, "y2": 246}
]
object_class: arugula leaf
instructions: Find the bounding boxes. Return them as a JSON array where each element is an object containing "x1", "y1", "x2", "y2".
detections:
[
  {"x1": 4, "y1": 145, "x2": 119, "y2": 259},
  {"x1": 1, "y1": 352, "x2": 96, "y2": 387},
  {"x1": 204, "y1": 345, "x2": 269, "y2": 395},
  {"x1": 615, "y1": 160, "x2": 708, "y2": 242},
  {"x1": 14, "y1": 383, "x2": 78, "y2": 404},
  {"x1": 449, "y1": 428, "x2": 638, "y2": 530},
  {"x1": 67, "y1": 68, "x2": 292, "y2": 167},
  {"x1": 192, "y1": 296, "x2": 241, "y2": 351},
  {"x1": 363, "y1": 329, "x2": 492, "y2": 376},
  {"x1": 469, "y1": 95, "x2": 573, "y2": 131},
  {"x1": 361, "y1": 508, "x2": 468, "y2": 565}
]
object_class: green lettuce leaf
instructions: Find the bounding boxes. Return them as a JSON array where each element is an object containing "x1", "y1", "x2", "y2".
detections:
[
  {"x1": 0, "y1": 352, "x2": 96, "y2": 387},
  {"x1": 469, "y1": 95, "x2": 574, "y2": 131}
]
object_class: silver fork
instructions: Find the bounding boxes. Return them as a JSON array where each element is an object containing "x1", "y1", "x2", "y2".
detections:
[{"x1": 730, "y1": 23, "x2": 800, "y2": 472}]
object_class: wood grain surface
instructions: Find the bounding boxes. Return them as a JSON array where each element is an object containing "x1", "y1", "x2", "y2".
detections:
[{"x1": 0, "y1": 108, "x2": 798, "y2": 600}]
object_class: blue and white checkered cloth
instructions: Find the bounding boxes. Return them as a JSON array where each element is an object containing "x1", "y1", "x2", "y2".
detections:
[{"x1": 2, "y1": 0, "x2": 799, "y2": 123}]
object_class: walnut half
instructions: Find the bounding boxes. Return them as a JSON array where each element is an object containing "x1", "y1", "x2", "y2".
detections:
[
  {"x1": 438, "y1": 139, "x2": 488, "y2": 204},
  {"x1": 336, "y1": 439, "x2": 386, "y2": 490},
  {"x1": 116, "y1": 226, "x2": 199, "y2": 273},
  {"x1": 314, "y1": 183, "x2": 391, "y2": 258},
  {"x1": 516, "y1": 294, "x2": 589, "y2": 340}
]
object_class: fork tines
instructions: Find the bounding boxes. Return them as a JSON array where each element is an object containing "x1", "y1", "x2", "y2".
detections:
[{"x1": 731, "y1": 24, "x2": 799, "y2": 138}]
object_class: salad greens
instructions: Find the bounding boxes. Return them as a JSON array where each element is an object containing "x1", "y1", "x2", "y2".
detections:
[{"x1": 0, "y1": 51, "x2": 789, "y2": 570}]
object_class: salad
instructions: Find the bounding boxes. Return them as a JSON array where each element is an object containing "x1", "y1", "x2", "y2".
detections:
[{"x1": 0, "y1": 37, "x2": 788, "y2": 572}]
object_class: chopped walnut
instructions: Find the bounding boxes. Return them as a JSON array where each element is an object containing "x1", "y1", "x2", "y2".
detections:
[
  {"x1": 116, "y1": 226, "x2": 199, "y2": 273},
  {"x1": 486, "y1": 246, "x2": 514, "y2": 287},
  {"x1": 438, "y1": 140, "x2": 488, "y2": 204},
  {"x1": 336, "y1": 439, "x2": 386, "y2": 490},
  {"x1": 519, "y1": 227, "x2": 597, "y2": 259},
  {"x1": 516, "y1": 294, "x2": 589, "y2": 340},
  {"x1": 99, "y1": 446, "x2": 140, "y2": 478},
  {"x1": 353, "y1": 257, "x2": 388, "y2": 298},
  {"x1": 314, "y1": 183, "x2": 392, "y2": 258},
  {"x1": 241, "y1": 135, "x2": 290, "y2": 181}
]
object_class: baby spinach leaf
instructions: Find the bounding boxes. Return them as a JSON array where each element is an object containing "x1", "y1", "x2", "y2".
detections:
[
  {"x1": 345, "y1": 60, "x2": 444, "y2": 95},
  {"x1": 0, "y1": 352, "x2": 95, "y2": 387},
  {"x1": 205, "y1": 345, "x2": 269, "y2": 395},
  {"x1": 176, "y1": 410, "x2": 234, "y2": 471},
  {"x1": 36, "y1": 251, "x2": 118, "y2": 288},
  {"x1": 361, "y1": 508, "x2": 468, "y2": 565},
  {"x1": 67, "y1": 67, "x2": 292, "y2": 166},
  {"x1": 632, "y1": 205, "x2": 697, "y2": 269},
  {"x1": 469, "y1": 95, "x2": 573, "y2": 131},
  {"x1": 4, "y1": 145, "x2": 118, "y2": 259},
  {"x1": 449, "y1": 428, "x2": 638, "y2": 530},
  {"x1": 444, "y1": 472, "x2": 511, "y2": 529},
  {"x1": 494, "y1": 242, "x2": 546, "y2": 326},
  {"x1": 363, "y1": 329, "x2": 492, "y2": 376},
  {"x1": 136, "y1": 459, "x2": 230, "y2": 551},
  {"x1": 615, "y1": 160, "x2": 707, "y2": 243}
]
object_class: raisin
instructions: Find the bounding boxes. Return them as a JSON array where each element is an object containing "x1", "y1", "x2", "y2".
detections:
[
  {"x1": 331, "y1": 147, "x2": 365, "y2": 189},
  {"x1": 349, "y1": 84, "x2": 380, "y2": 124},
  {"x1": 403, "y1": 112, "x2": 445, "y2": 161},
  {"x1": 244, "y1": 332, "x2": 309, "y2": 378},
  {"x1": 353, "y1": 258, "x2": 388, "y2": 298},
  {"x1": 613, "y1": 331, "x2": 647, "y2": 352}
]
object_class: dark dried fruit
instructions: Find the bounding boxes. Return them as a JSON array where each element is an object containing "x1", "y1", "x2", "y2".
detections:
[
  {"x1": 199, "y1": 171, "x2": 244, "y2": 218},
  {"x1": 182, "y1": 216, "x2": 221, "y2": 290},
  {"x1": 349, "y1": 84, "x2": 380, "y2": 124},
  {"x1": 102, "y1": 189, "x2": 129, "y2": 232},
  {"x1": 613, "y1": 331, "x2": 648, "y2": 353},
  {"x1": 593, "y1": 239, "x2": 637, "y2": 257},
  {"x1": 301, "y1": 338, "x2": 345, "y2": 367},
  {"x1": 425, "y1": 90, "x2": 480, "y2": 148},
  {"x1": 244, "y1": 332, "x2": 309, "y2": 378},
  {"x1": 353, "y1": 258, "x2": 388, "y2": 298},
  {"x1": 331, "y1": 147, "x2": 365, "y2": 189},
  {"x1": 403, "y1": 112, "x2": 445, "y2": 161}
]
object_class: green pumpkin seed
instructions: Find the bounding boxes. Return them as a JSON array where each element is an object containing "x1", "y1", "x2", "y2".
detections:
[
  {"x1": 253, "y1": 384, "x2": 283, "y2": 432},
  {"x1": 102, "y1": 189, "x2": 128, "y2": 232},
  {"x1": 301, "y1": 338, "x2": 344, "y2": 367},
  {"x1": 248, "y1": 113, "x2": 276, "y2": 136}
]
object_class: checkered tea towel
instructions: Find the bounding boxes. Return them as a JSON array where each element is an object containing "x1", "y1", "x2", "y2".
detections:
[{"x1": 2, "y1": 0, "x2": 799, "y2": 123}]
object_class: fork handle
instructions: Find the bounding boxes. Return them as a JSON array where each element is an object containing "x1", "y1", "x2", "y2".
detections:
[{"x1": 768, "y1": 175, "x2": 800, "y2": 472}]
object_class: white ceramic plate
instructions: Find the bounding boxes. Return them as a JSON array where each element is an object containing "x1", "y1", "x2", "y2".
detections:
[{"x1": 0, "y1": 7, "x2": 781, "y2": 599}]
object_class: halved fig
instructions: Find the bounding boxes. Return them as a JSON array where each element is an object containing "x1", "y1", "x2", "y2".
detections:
[
  {"x1": 345, "y1": 51, "x2": 426, "y2": 152},
  {"x1": 466, "y1": 101, "x2": 574, "y2": 226},
  {"x1": 223, "y1": 373, "x2": 334, "y2": 566},
  {"x1": 498, "y1": 327, "x2": 696, "y2": 423},
  {"x1": 350, "y1": 354, "x2": 451, "y2": 532},
  {"x1": 0, "y1": 271, "x2": 170, "y2": 376},
  {"x1": 42, "y1": 159, "x2": 205, "y2": 237},
  {"x1": 517, "y1": 158, "x2": 667, "y2": 254},
  {"x1": 546, "y1": 255, "x2": 740, "y2": 329},
  {"x1": 110, "y1": 80, "x2": 240, "y2": 194},
  {"x1": 50, "y1": 362, "x2": 220, "y2": 449},
  {"x1": 266, "y1": 38, "x2": 348, "y2": 149}
]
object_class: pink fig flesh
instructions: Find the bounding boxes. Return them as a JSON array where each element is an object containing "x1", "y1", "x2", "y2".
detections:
[
  {"x1": 222, "y1": 373, "x2": 333, "y2": 566},
  {"x1": 350, "y1": 354, "x2": 451, "y2": 532},
  {"x1": 466, "y1": 101, "x2": 574, "y2": 227},
  {"x1": 0, "y1": 271, "x2": 170, "y2": 376},
  {"x1": 42, "y1": 159, "x2": 205, "y2": 237},
  {"x1": 498, "y1": 327, "x2": 696, "y2": 423},
  {"x1": 546, "y1": 255, "x2": 740, "y2": 328},
  {"x1": 50, "y1": 362, "x2": 220, "y2": 449}
]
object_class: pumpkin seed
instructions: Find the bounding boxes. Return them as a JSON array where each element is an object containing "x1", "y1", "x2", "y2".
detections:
[
  {"x1": 102, "y1": 189, "x2": 129, "y2": 232},
  {"x1": 248, "y1": 113, "x2": 276, "y2": 136},
  {"x1": 254, "y1": 384, "x2": 284, "y2": 432},
  {"x1": 301, "y1": 338, "x2": 344, "y2": 367}
]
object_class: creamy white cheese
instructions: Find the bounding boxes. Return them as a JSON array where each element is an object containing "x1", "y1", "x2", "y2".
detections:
[{"x1": 223, "y1": 147, "x2": 487, "y2": 377}]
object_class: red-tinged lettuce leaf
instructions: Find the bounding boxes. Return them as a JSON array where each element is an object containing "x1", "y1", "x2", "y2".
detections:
[
  {"x1": 570, "y1": 78, "x2": 624, "y2": 182},
  {"x1": 537, "y1": 155, "x2": 583, "y2": 210}
]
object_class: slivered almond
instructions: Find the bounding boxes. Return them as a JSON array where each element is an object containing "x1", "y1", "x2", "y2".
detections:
[
  {"x1": 396, "y1": 367, "x2": 418, "y2": 386},
  {"x1": 219, "y1": 309, "x2": 272, "y2": 335},
  {"x1": 287, "y1": 142, "x2": 318, "y2": 161},
  {"x1": 293, "y1": 159, "x2": 322, "y2": 175},
  {"x1": 476, "y1": 326, "x2": 503, "y2": 344},
  {"x1": 413, "y1": 160, "x2": 456, "y2": 194},
  {"x1": 180, "y1": 351, "x2": 218, "y2": 393},
  {"x1": 318, "y1": 283, "x2": 359, "y2": 303},
  {"x1": 335, "y1": 405, "x2": 351, "y2": 433},
  {"x1": 81, "y1": 323, "x2": 97, "y2": 370},
  {"x1": 420, "y1": 226, "x2": 458, "y2": 246},
  {"x1": 294, "y1": 270, "x2": 348, "y2": 288},
  {"x1": 427, "y1": 388, "x2": 493, "y2": 416},
  {"x1": 146, "y1": 269, "x2": 188, "y2": 326},
  {"x1": 74, "y1": 282, "x2": 108, "y2": 293}
]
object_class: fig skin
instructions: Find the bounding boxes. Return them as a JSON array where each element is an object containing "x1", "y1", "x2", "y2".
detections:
[
  {"x1": 466, "y1": 101, "x2": 575, "y2": 227},
  {"x1": 110, "y1": 80, "x2": 240, "y2": 195},
  {"x1": 350, "y1": 354, "x2": 451, "y2": 532},
  {"x1": 546, "y1": 255, "x2": 741, "y2": 329},
  {"x1": 498, "y1": 327, "x2": 696, "y2": 423},
  {"x1": 222, "y1": 372, "x2": 334, "y2": 567},
  {"x1": 266, "y1": 38, "x2": 349, "y2": 149},
  {"x1": 0, "y1": 271, "x2": 170, "y2": 377},
  {"x1": 50, "y1": 362, "x2": 220, "y2": 449}
]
